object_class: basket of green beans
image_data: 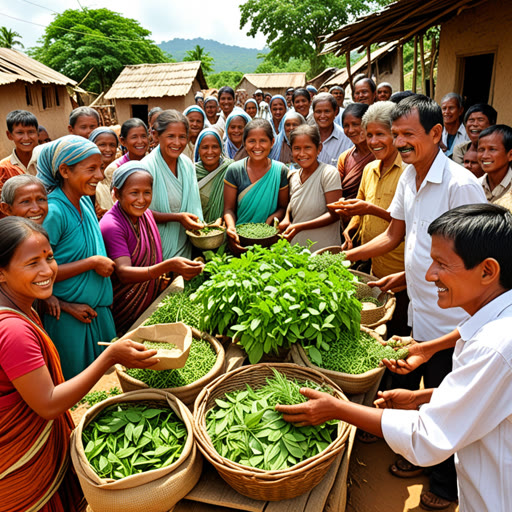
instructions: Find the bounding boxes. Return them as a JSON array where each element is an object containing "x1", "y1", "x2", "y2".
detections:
[
  {"x1": 70, "y1": 389, "x2": 202, "y2": 512},
  {"x1": 116, "y1": 328, "x2": 225, "y2": 406},
  {"x1": 236, "y1": 222, "x2": 279, "y2": 248},
  {"x1": 193, "y1": 363, "x2": 351, "y2": 501},
  {"x1": 291, "y1": 326, "x2": 409, "y2": 395}
]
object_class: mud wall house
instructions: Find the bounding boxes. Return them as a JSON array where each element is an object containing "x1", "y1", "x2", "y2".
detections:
[
  {"x1": 104, "y1": 61, "x2": 208, "y2": 124},
  {"x1": 236, "y1": 73, "x2": 307, "y2": 98},
  {"x1": 0, "y1": 48, "x2": 75, "y2": 157}
]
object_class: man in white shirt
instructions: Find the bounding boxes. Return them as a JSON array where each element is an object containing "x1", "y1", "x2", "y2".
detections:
[
  {"x1": 312, "y1": 93, "x2": 352, "y2": 167},
  {"x1": 277, "y1": 203, "x2": 512, "y2": 512},
  {"x1": 343, "y1": 95, "x2": 486, "y2": 508}
]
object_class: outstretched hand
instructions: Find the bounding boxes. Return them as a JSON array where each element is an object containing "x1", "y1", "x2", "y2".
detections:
[
  {"x1": 382, "y1": 338, "x2": 429, "y2": 374},
  {"x1": 275, "y1": 387, "x2": 340, "y2": 426},
  {"x1": 106, "y1": 339, "x2": 160, "y2": 369},
  {"x1": 373, "y1": 389, "x2": 420, "y2": 410},
  {"x1": 368, "y1": 271, "x2": 407, "y2": 293}
]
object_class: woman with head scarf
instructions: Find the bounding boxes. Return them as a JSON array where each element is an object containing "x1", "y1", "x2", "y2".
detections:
[
  {"x1": 183, "y1": 105, "x2": 207, "y2": 161},
  {"x1": 224, "y1": 109, "x2": 252, "y2": 161},
  {"x1": 100, "y1": 161, "x2": 203, "y2": 334},
  {"x1": 89, "y1": 127, "x2": 120, "y2": 216},
  {"x1": 269, "y1": 95, "x2": 288, "y2": 135},
  {"x1": 244, "y1": 98, "x2": 258, "y2": 119},
  {"x1": 194, "y1": 128, "x2": 234, "y2": 224},
  {"x1": 37, "y1": 135, "x2": 117, "y2": 379},
  {"x1": 204, "y1": 96, "x2": 219, "y2": 126},
  {"x1": 269, "y1": 110, "x2": 306, "y2": 164}
]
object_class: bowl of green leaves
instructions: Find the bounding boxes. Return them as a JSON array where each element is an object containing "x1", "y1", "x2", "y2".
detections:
[
  {"x1": 236, "y1": 222, "x2": 279, "y2": 248},
  {"x1": 186, "y1": 225, "x2": 226, "y2": 250}
]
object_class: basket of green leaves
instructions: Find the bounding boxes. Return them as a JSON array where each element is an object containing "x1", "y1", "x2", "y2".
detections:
[
  {"x1": 193, "y1": 363, "x2": 351, "y2": 501},
  {"x1": 186, "y1": 225, "x2": 225, "y2": 250},
  {"x1": 236, "y1": 222, "x2": 279, "y2": 248}
]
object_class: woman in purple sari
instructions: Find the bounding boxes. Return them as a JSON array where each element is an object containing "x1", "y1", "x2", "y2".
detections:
[{"x1": 99, "y1": 161, "x2": 203, "y2": 335}]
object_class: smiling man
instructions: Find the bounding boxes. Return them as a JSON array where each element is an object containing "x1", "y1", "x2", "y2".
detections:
[
  {"x1": 312, "y1": 93, "x2": 352, "y2": 166},
  {"x1": 441, "y1": 93, "x2": 469, "y2": 158},
  {"x1": 344, "y1": 94, "x2": 486, "y2": 509}
]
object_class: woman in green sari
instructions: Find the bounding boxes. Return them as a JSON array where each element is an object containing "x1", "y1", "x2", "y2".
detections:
[
  {"x1": 194, "y1": 128, "x2": 233, "y2": 224},
  {"x1": 224, "y1": 119, "x2": 289, "y2": 251}
]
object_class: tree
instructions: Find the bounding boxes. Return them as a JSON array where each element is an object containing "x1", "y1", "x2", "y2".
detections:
[
  {"x1": 183, "y1": 45, "x2": 215, "y2": 76},
  {"x1": 207, "y1": 71, "x2": 243, "y2": 90},
  {"x1": 240, "y1": 0, "x2": 387, "y2": 76},
  {"x1": 29, "y1": 9, "x2": 169, "y2": 93},
  {"x1": 0, "y1": 27, "x2": 24, "y2": 49}
]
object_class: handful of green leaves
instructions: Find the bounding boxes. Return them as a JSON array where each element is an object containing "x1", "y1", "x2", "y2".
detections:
[
  {"x1": 304, "y1": 330, "x2": 409, "y2": 375},
  {"x1": 192, "y1": 240, "x2": 361, "y2": 363},
  {"x1": 83, "y1": 403, "x2": 187, "y2": 480},
  {"x1": 206, "y1": 370, "x2": 338, "y2": 470},
  {"x1": 125, "y1": 338, "x2": 216, "y2": 388}
]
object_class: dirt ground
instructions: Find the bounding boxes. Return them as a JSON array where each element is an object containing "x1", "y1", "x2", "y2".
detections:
[{"x1": 75, "y1": 371, "x2": 458, "y2": 512}]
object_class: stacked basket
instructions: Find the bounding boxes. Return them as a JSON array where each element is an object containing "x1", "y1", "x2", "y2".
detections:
[{"x1": 193, "y1": 363, "x2": 351, "y2": 501}]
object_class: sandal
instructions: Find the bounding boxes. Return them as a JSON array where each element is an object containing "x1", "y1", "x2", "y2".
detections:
[
  {"x1": 389, "y1": 456, "x2": 424, "y2": 478},
  {"x1": 356, "y1": 430, "x2": 378, "y2": 444},
  {"x1": 420, "y1": 491, "x2": 457, "y2": 510}
]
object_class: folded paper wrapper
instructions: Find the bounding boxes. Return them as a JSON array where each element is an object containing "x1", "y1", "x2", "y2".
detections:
[{"x1": 118, "y1": 322, "x2": 192, "y2": 371}]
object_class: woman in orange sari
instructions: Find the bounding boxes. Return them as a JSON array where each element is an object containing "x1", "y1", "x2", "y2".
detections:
[{"x1": 0, "y1": 217, "x2": 159, "y2": 512}]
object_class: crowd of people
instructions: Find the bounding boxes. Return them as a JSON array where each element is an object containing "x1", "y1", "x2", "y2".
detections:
[{"x1": 0, "y1": 74, "x2": 511, "y2": 512}]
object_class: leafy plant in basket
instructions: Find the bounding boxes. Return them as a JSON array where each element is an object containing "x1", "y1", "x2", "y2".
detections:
[{"x1": 191, "y1": 239, "x2": 361, "y2": 363}]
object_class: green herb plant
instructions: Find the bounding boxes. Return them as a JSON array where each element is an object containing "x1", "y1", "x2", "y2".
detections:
[
  {"x1": 72, "y1": 387, "x2": 121, "y2": 411},
  {"x1": 206, "y1": 369, "x2": 338, "y2": 470},
  {"x1": 237, "y1": 223, "x2": 278, "y2": 239},
  {"x1": 192, "y1": 240, "x2": 361, "y2": 363},
  {"x1": 83, "y1": 404, "x2": 187, "y2": 480}
]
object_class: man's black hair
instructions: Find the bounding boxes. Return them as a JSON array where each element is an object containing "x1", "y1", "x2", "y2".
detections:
[
  {"x1": 6, "y1": 110, "x2": 38, "y2": 133},
  {"x1": 464, "y1": 103, "x2": 497, "y2": 126},
  {"x1": 478, "y1": 124, "x2": 512, "y2": 153},
  {"x1": 292, "y1": 88, "x2": 311, "y2": 103},
  {"x1": 391, "y1": 94, "x2": 442, "y2": 134},
  {"x1": 428, "y1": 203, "x2": 512, "y2": 289}
]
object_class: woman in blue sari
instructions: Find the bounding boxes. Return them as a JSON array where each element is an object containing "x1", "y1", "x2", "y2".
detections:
[
  {"x1": 37, "y1": 135, "x2": 116, "y2": 379},
  {"x1": 224, "y1": 119, "x2": 289, "y2": 251},
  {"x1": 143, "y1": 110, "x2": 204, "y2": 260}
]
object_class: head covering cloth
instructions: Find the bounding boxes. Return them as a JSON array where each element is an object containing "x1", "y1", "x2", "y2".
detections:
[
  {"x1": 269, "y1": 110, "x2": 306, "y2": 161},
  {"x1": 36, "y1": 135, "x2": 100, "y2": 189},
  {"x1": 224, "y1": 109, "x2": 252, "y2": 159},
  {"x1": 88, "y1": 127, "x2": 119, "y2": 144},
  {"x1": 112, "y1": 161, "x2": 152, "y2": 190}
]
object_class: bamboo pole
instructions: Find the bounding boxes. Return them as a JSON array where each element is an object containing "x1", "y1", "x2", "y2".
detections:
[
  {"x1": 412, "y1": 35, "x2": 418, "y2": 93},
  {"x1": 419, "y1": 34, "x2": 426, "y2": 95},
  {"x1": 346, "y1": 51, "x2": 354, "y2": 93},
  {"x1": 367, "y1": 46, "x2": 372, "y2": 78},
  {"x1": 398, "y1": 44, "x2": 404, "y2": 91},
  {"x1": 429, "y1": 35, "x2": 437, "y2": 98}
]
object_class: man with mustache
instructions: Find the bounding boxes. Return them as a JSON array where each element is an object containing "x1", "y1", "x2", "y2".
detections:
[{"x1": 344, "y1": 94, "x2": 486, "y2": 510}]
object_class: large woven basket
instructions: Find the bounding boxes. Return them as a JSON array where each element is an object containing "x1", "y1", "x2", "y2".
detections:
[
  {"x1": 186, "y1": 227, "x2": 225, "y2": 250},
  {"x1": 311, "y1": 246, "x2": 396, "y2": 328},
  {"x1": 116, "y1": 328, "x2": 225, "y2": 406},
  {"x1": 193, "y1": 363, "x2": 351, "y2": 501},
  {"x1": 70, "y1": 389, "x2": 202, "y2": 512},
  {"x1": 290, "y1": 326, "x2": 386, "y2": 395}
]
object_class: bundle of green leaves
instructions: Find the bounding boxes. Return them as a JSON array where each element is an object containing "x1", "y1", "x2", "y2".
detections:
[
  {"x1": 206, "y1": 369, "x2": 338, "y2": 470},
  {"x1": 83, "y1": 404, "x2": 187, "y2": 480},
  {"x1": 192, "y1": 240, "x2": 361, "y2": 363}
]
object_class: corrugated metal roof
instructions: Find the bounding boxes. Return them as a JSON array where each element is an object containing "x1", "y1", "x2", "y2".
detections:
[
  {"x1": 104, "y1": 61, "x2": 207, "y2": 100},
  {"x1": 238, "y1": 73, "x2": 307, "y2": 90},
  {"x1": 0, "y1": 48, "x2": 76, "y2": 87}
]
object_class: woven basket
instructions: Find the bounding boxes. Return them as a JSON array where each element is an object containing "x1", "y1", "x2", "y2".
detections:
[
  {"x1": 290, "y1": 326, "x2": 386, "y2": 395},
  {"x1": 70, "y1": 389, "x2": 202, "y2": 512},
  {"x1": 193, "y1": 363, "x2": 351, "y2": 501},
  {"x1": 350, "y1": 270, "x2": 396, "y2": 328},
  {"x1": 116, "y1": 329, "x2": 225, "y2": 406},
  {"x1": 186, "y1": 227, "x2": 225, "y2": 250}
]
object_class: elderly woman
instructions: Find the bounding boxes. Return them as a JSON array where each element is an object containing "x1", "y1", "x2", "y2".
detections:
[
  {"x1": 269, "y1": 111, "x2": 306, "y2": 165},
  {"x1": 37, "y1": 136, "x2": 117, "y2": 379},
  {"x1": 224, "y1": 109, "x2": 252, "y2": 161},
  {"x1": 183, "y1": 105, "x2": 207, "y2": 161},
  {"x1": 100, "y1": 162, "x2": 203, "y2": 334},
  {"x1": 269, "y1": 95, "x2": 288, "y2": 135},
  {"x1": 204, "y1": 96, "x2": 219, "y2": 126},
  {"x1": 195, "y1": 128, "x2": 234, "y2": 224},
  {"x1": 143, "y1": 110, "x2": 204, "y2": 259}
]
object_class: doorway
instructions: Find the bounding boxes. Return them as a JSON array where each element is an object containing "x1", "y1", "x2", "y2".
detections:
[
  {"x1": 460, "y1": 53, "x2": 494, "y2": 107},
  {"x1": 131, "y1": 104, "x2": 148, "y2": 122}
]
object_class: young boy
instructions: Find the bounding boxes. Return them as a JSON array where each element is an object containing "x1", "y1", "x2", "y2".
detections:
[
  {"x1": 477, "y1": 124, "x2": 512, "y2": 209},
  {"x1": 277, "y1": 203, "x2": 512, "y2": 512},
  {"x1": 0, "y1": 110, "x2": 39, "y2": 191}
]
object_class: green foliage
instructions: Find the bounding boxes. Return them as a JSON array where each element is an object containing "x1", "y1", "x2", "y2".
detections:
[
  {"x1": 72, "y1": 387, "x2": 121, "y2": 410},
  {"x1": 207, "y1": 71, "x2": 244, "y2": 90},
  {"x1": 83, "y1": 403, "x2": 187, "y2": 479},
  {"x1": 29, "y1": 8, "x2": 169, "y2": 93},
  {"x1": 206, "y1": 369, "x2": 338, "y2": 470},
  {"x1": 0, "y1": 27, "x2": 24, "y2": 49},
  {"x1": 192, "y1": 240, "x2": 361, "y2": 364},
  {"x1": 240, "y1": 0, "x2": 387, "y2": 77},
  {"x1": 183, "y1": 44, "x2": 215, "y2": 76}
]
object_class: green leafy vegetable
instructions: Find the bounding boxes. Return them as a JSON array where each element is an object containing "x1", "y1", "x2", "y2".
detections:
[{"x1": 237, "y1": 223, "x2": 278, "y2": 239}]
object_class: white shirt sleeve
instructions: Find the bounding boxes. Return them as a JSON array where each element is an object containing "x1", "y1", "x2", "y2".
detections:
[
  {"x1": 388, "y1": 171, "x2": 406, "y2": 221},
  {"x1": 381, "y1": 343, "x2": 512, "y2": 467}
]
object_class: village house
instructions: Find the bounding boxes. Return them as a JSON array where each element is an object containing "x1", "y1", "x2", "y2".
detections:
[{"x1": 236, "y1": 72, "x2": 306, "y2": 98}]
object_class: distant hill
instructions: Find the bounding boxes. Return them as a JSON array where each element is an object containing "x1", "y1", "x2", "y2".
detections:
[{"x1": 158, "y1": 38, "x2": 269, "y2": 73}]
